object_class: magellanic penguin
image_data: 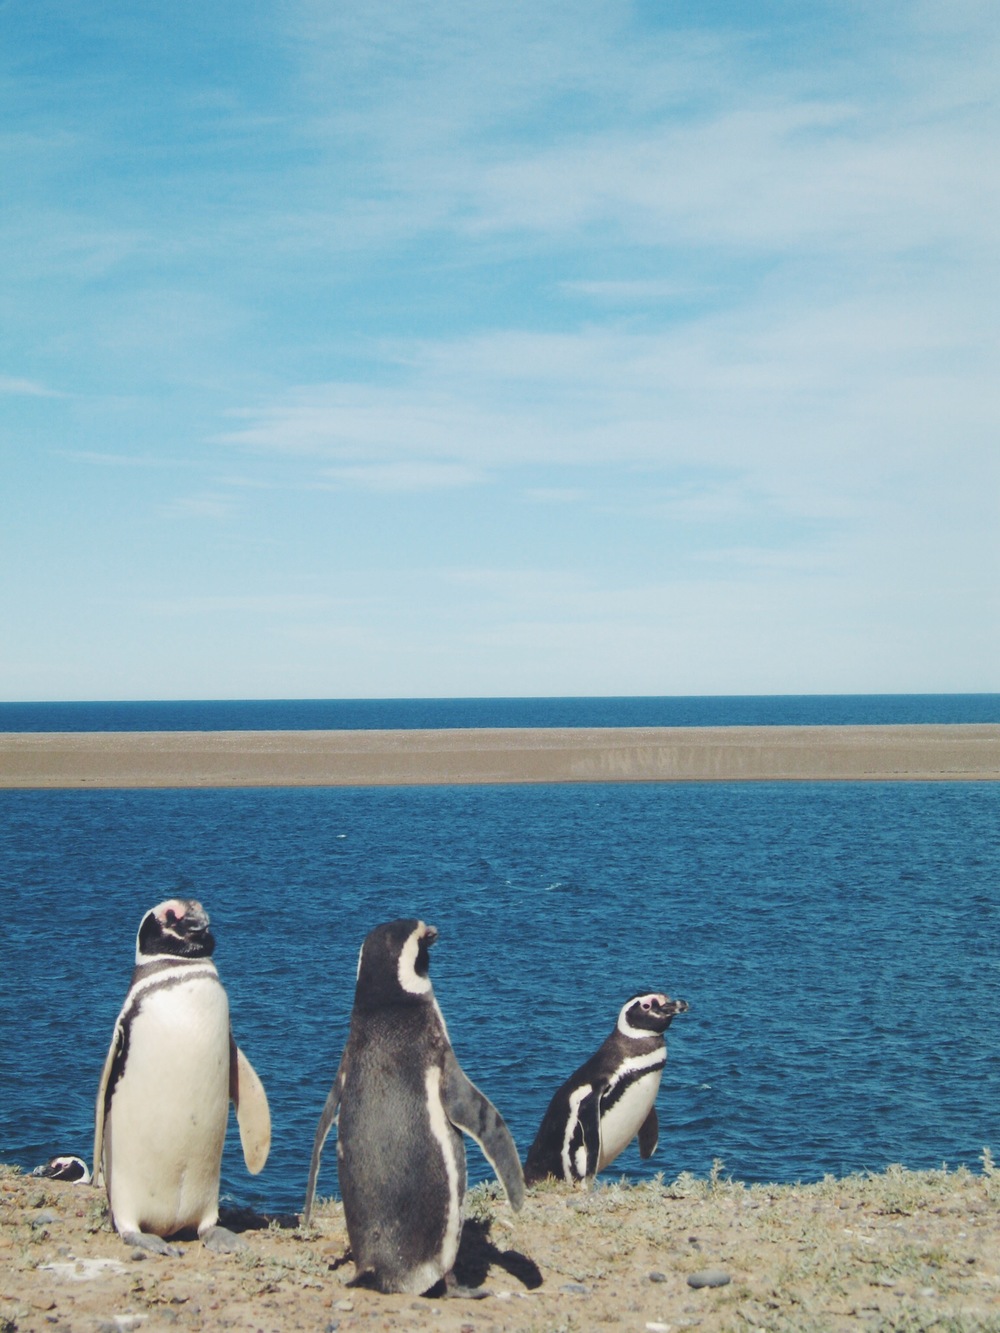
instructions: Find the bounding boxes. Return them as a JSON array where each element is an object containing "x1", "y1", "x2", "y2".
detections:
[
  {"x1": 93, "y1": 899, "x2": 271, "y2": 1255},
  {"x1": 303, "y1": 919, "x2": 525, "y2": 1295},
  {"x1": 523, "y1": 991, "x2": 688, "y2": 1186},
  {"x1": 31, "y1": 1155, "x2": 91, "y2": 1183}
]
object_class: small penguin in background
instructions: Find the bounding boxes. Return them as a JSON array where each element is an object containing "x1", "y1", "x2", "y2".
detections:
[
  {"x1": 31, "y1": 1155, "x2": 91, "y2": 1183},
  {"x1": 93, "y1": 899, "x2": 271, "y2": 1255},
  {"x1": 303, "y1": 918, "x2": 525, "y2": 1296},
  {"x1": 524, "y1": 991, "x2": 688, "y2": 1186}
]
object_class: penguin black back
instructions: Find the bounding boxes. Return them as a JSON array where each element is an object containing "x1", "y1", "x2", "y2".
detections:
[{"x1": 303, "y1": 918, "x2": 524, "y2": 1295}]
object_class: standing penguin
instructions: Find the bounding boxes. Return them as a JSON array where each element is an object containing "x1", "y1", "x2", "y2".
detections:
[
  {"x1": 93, "y1": 899, "x2": 271, "y2": 1255},
  {"x1": 524, "y1": 991, "x2": 688, "y2": 1185},
  {"x1": 303, "y1": 919, "x2": 524, "y2": 1295}
]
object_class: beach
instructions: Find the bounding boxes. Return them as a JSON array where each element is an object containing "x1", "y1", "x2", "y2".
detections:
[
  {"x1": 2, "y1": 723, "x2": 999, "y2": 787},
  {"x1": 4, "y1": 1161, "x2": 999, "y2": 1332}
]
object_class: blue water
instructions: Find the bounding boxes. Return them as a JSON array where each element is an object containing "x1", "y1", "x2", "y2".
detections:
[
  {"x1": 2, "y1": 727, "x2": 999, "y2": 1213},
  {"x1": 2, "y1": 693, "x2": 999, "y2": 731}
]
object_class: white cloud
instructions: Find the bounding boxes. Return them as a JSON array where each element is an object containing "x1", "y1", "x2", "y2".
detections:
[
  {"x1": 3, "y1": 0, "x2": 997, "y2": 696},
  {"x1": 0, "y1": 374, "x2": 64, "y2": 397},
  {"x1": 158, "y1": 493, "x2": 235, "y2": 521},
  {"x1": 321, "y1": 461, "x2": 485, "y2": 491},
  {"x1": 138, "y1": 593, "x2": 340, "y2": 617}
]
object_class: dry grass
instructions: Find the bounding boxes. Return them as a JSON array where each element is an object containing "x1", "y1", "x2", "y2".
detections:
[{"x1": 2, "y1": 1156, "x2": 999, "y2": 1332}]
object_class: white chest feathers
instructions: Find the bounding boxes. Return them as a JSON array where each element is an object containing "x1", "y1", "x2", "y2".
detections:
[
  {"x1": 597, "y1": 1052, "x2": 664, "y2": 1170},
  {"x1": 104, "y1": 966, "x2": 231, "y2": 1237}
]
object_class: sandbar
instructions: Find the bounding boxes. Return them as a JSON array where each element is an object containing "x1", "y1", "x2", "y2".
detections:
[{"x1": 1, "y1": 724, "x2": 998, "y2": 787}]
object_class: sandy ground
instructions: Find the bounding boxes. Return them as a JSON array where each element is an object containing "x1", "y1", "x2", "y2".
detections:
[
  {"x1": 2, "y1": 725, "x2": 999, "y2": 788},
  {"x1": 3, "y1": 1160, "x2": 999, "y2": 1333}
]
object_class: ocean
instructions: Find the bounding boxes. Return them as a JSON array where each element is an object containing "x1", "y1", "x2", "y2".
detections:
[
  {"x1": 1, "y1": 696, "x2": 998, "y2": 1217},
  {"x1": 2, "y1": 693, "x2": 1000, "y2": 731}
]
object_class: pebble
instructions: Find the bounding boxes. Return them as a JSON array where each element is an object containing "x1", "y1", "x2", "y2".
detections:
[
  {"x1": 560, "y1": 1281, "x2": 590, "y2": 1295},
  {"x1": 687, "y1": 1269, "x2": 731, "y2": 1289},
  {"x1": 32, "y1": 1211, "x2": 58, "y2": 1228},
  {"x1": 646, "y1": 1323, "x2": 672, "y2": 1332},
  {"x1": 332, "y1": 1297, "x2": 354, "y2": 1311},
  {"x1": 648, "y1": 1271, "x2": 669, "y2": 1283}
]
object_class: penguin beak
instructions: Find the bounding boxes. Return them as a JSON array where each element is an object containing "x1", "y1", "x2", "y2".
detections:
[
  {"x1": 182, "y1": 902, "x2": 211, "y2": 934},
  {"x1": 422, "y1": 925, "x2": 439, "y2": 946}
]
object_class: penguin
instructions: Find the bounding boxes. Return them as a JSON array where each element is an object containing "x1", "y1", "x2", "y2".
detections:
[
  {"x1": 303, "y1": 918, "x2": 525, "y2": 1295},
  {"x1": 31, "y1": 1155, "x2": 91, "y2": 1183},
  {"x1": 92, "y1": 898, "x2": 271, "y2": 1255},
  {"x1": 523, "y1": 991, "x2": 688, "y2": 1186}
]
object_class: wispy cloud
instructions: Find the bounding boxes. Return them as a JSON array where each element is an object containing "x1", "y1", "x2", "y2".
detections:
[
  {"x1": 0, "y1": 375, "x2": 64, "y2": 397},
  {"x1": 3, "y1": 0, "x2": 996, "y2": 696},
  {"x1": 57, "y1": 450, "x2": 204, "y2": 469},
  {"x1": 321, "y1": 461, "x2": 486, "y2": 492},
  {"x1": 138, "y1": 593, "x2": 340, "y2": 617},
  {"x1": 158, "y1": 493, "x2": 236, "y2": 521}
]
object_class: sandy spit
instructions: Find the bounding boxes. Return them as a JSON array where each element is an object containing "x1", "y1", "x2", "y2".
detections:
[
  {"x1": 1, "y1": 724, "x2": 999, "y2": 788},
  {"x1": 4, "y1": 1161, "x2": 1000, "y2": 1332}
]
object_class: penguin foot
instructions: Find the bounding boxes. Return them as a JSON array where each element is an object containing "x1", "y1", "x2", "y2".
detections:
[
  {"x1": 120, "y1": 1230, "x2": 182, "y2": 1257},
  {"x1": 200, "y1": 1224, "x2": 248, "y2": 1254},
  {"x1": 443, "y1": 1272, "x2": 491, "y2": 1300}
]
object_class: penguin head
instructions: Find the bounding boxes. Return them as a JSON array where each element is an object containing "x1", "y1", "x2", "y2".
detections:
[
  {"x1": 136, "y1": 898, "x2": 216, "y2": 963},
  {"x1": 354, "y1": 918, "x2": 438, "y2": 1009},
  {"x1": 617, "y1": 992, "x2": 689, "y2": 1039},
  {"x1": 31, "y1": 1155, "x2": 91, "y2": 1184}
]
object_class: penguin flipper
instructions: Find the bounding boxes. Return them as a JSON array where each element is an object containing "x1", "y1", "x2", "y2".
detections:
[
  {"x1": 229, "y1": 1038, "x2": 271, "y2": 1175},
  {"x1": 92, "y1": 1020, "x2": 124, "y2": 1189},
  {"x1": 303, "y1": 1064, "x2": 344, "y2": 1225},
  {"x1": 441, "y1": 1052, "x2": 525, "y2": 1211},
  {"x1": 637, "y1": 1105, "x2": 659, "y2": 1159}
]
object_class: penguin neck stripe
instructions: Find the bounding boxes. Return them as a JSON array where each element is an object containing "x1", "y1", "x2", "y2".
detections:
[
  {"x1": 618, "y1": 1013, "x2": 666, "y2": 1041},
  {"x1": 123, "y1": 962, "x2": 220, "y2": 1013},
  {"x1": 397, "y1": 932, "x2": 432, "y2": 995},
  {"x1": 134, "y1": 954, "x2": 215, "y2": 977},
  {"x1": 608, "y1": 1049, "x2": 667, "y2": 1087},
  {"x1": 601, "y1": 1053, "x2": 665, "y2": 1115}
]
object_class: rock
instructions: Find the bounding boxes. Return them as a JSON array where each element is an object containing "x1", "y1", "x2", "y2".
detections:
[
  {"x1": 687, "y1": 1268, "x2": 731, "y2": 1289},
  {"x1": 648, "y1": 1271, "x2": 668, "y2": 1283},
  {"x1": 560, "y1": 1281, "x2": 590, "y2": 1295},
  {"x1": 32, "y1": 1210, "x2": 58, "y2": 1228}
]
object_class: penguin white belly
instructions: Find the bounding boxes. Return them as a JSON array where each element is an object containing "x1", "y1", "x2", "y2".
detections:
[
  {"x1": 106, "y1": 978, "x2": 230, "y2": 1238},
  {"x1": 597, "y1": 1065, "x2": 663, "y2": 1170}
]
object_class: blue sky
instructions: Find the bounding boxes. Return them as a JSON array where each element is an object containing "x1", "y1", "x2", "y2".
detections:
[{"x1": 3, "y1": 0, "x2": 997, "y2": 700}]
